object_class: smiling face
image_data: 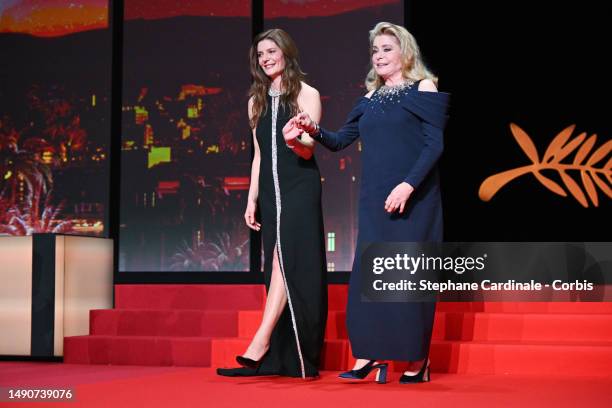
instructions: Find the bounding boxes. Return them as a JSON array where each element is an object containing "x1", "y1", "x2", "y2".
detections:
[
  {"x1": 372, "y1": 34, "x2": 404, "y2": 80},
  {"x1": 257, "y1": 38, "x2": 286, "y2": 80}
]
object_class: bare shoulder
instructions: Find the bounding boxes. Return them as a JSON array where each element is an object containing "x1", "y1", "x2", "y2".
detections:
[
  {"x1": 247, "y1": 96, "x2": 254, "y2": 120},
  {"x1": 418, "y1": 79, "x2": 438, "y2": 92},
  {"x1": 299, "y1": 81, "x2": 320, "y2": 99},
  {"x1": 364, "y1": 90, "x2": 375, "y2": 99},
  {"x1": 298, "y1": 82, "x2": 321, "y2": 112}
]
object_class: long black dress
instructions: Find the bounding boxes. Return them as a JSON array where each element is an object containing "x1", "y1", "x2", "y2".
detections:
[
  {"x1": 315, "y1": 81, "x2": 449, "y2": 361},
  {"x1": 218, "y1": 90, "x2": 327, "y2": 378}
]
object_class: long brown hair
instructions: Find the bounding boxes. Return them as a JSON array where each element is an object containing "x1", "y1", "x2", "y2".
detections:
[{"x1": 248, "y1": 29, "x2": 305, "y2": 129}]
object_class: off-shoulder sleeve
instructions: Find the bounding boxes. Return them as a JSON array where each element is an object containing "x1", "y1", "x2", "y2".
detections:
[
  {"x1": 401, "y1": 91, "x2": 450, "y2": 189},
  {"x1": 315, "y1": 97, "x2": 368, "y2": 152}
]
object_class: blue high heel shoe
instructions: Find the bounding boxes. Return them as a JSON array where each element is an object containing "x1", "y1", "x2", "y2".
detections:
[
  {"x1": 338, "y1": 360, "x2": 388, "y2": 384},
  {"x1": 399, "y1": 359, "x2": 430, "y2": 383}
]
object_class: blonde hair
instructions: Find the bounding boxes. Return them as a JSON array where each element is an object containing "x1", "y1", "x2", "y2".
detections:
[{"x1": 365, "y1": 22, "x2": 437, "y2": 91}]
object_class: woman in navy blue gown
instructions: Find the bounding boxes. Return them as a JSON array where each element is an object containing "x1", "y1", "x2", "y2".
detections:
[{"x1": 286, "y1": 22, "x2": 449, "y2": 383}]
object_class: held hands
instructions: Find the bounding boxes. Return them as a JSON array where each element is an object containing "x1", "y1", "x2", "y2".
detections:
[
  {"x1": 385, "y1": 182, "x2": 415, "y2": 214},
  {"x1": 282, "y1": 118, "x2": 301, "y2": 148},
  {"x1": 244, "y1": 200, "x2": 261, "y2": 231},
  {"x1": 294, "y1": 111, "x2": 317, "y2": 134}
]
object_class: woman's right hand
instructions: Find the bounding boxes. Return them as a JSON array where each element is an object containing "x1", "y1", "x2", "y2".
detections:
[
  {"x1": 244, "y1": 200, "x2": 261, "y2": 231},
  {"x1": 295, "y1": 112, "x2": 317, "y2": 134}
]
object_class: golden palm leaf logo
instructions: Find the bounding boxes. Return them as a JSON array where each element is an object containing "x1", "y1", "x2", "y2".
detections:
[{"x1": 479, "y1": 124, "x2": 612, "y2": 207}]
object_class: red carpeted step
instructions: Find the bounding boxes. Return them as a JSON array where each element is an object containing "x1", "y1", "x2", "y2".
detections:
[
  {"x1": 114, "y1": 284, "x2": 266, "y2": 311},
  {"x1": 238, "y1": 310, "x2": 347, "y2": 339},
  {"x1": 328, "y1": 284, "x2": 348, "y2": 311},
  {"x1": 429, "y1": 340, "x2": 612, "y2": 375},
  {"x1": 67, "y1": 284, "x2": 612, "y2": 377},
  {"x1": 320, "y1": 339, "x2": 351, "y2": 370},
  {"x1": 236, "y1": 311, "x2": 260, "y2": 338},
  {"x1": 211, "y1": 338, "x2": 351, "y2": 371},
  {"x1": 64, "y1": 335, "x2": 212, "y2": 366},
  {"x1": 211, "y1": 337, "x2": 612, "y2": 375},
  {"x1": 210, "y1": 338, "x2": 249, "y2": 369},
  {"x1": 437, "y1": 302, "x2": 612, "y2": 314},
  {"x1": 90, "y1": 309, "x2": 238, "y2": 337},
  {"x1": 325, "y1": 311, "x2": 348, "y2": 339},
  {"x1": 113, "y1": 285, "x2": 612, "y2": 314},
  {"x1": 432, "y1": 312, "x2": 612, "y2": 342},
  {"x1": 238, "y1": 310, "x2": 612, "y2": 343},
  {"x1": 113, "y1": 284, "x2": 347, "y2": 311}
]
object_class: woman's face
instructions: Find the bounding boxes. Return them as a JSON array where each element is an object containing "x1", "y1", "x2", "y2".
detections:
[
  {"x1": 257, "y1": 39, "x2": 285, "y2": 80},
  {"x1": 372, "y1": 34, "x2": 403, "y2": 80}
]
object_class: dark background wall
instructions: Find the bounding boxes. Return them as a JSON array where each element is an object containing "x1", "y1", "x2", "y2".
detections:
[
  {"x1": 1, "y1": 1, "x2": 609, "y2": 281},
  {"x1": 409, "y1": 0, "x2": 610, "y2": 241}
]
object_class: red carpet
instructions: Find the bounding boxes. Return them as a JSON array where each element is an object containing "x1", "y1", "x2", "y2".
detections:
[
  {"x1": 5, "y1": 284, "x2": 612, "y2": 407},
  {"x1": 63, "y1": 284, "x2": 612, "y2": 377},
  {"x1": 1, "y1": 363, "x2": 610, "y2": 407}
]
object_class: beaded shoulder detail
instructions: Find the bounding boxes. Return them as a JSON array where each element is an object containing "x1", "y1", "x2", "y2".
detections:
[
  {"x1": 367, "y1": 80, "x2": 415, "y2": 112},
  {"x1": 371, "y1": 80, "x2": 415, "y2": 105}
]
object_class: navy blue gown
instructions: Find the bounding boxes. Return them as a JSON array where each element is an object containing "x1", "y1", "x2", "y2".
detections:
[{"x1": 316, "y1": 81, "x2": 450, "y2": 361}]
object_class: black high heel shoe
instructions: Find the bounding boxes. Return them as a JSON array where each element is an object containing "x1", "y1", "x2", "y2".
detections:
[
  {"x1": 235, "y1": 349, "x2": 269, "y2": 369},
  {"x1": 399, "y1": 359, "x2": 430, "y2": 383},
  {"x1": 338, "y1": 360, "x2": 388, "y2": 384}
]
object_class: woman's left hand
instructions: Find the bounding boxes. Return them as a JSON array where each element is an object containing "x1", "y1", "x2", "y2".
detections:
[
  {"x1": 384, "y1": 182, "x2": 415, "y2": 213},
  {"x1": 282, "y1": 117, "x2": 302, "y2": 147}
]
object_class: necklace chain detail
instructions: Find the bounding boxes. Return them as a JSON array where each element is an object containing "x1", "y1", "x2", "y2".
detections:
[{"x1": 268, "y1": 87, "x2": 282, "y2": 97}]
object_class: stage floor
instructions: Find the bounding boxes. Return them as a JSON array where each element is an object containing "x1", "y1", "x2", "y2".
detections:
[{"x1": 1, "y1": 362, "x2": 611, "y2": 407}]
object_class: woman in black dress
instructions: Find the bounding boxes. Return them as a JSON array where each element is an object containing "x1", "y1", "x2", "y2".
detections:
[
  {"x1": 292, "y1": 22, "x2": 449, "y2": 383},
  {"x1": 217, "y1": 29, "x2": 327, "y2": 379}
]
